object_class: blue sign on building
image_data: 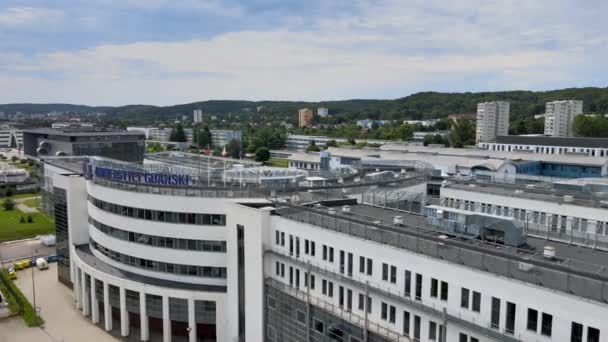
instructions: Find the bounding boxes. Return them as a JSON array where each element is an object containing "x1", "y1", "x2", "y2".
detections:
[{"x1": 83, "y1": 159, "x2": 190, "y2": 186}]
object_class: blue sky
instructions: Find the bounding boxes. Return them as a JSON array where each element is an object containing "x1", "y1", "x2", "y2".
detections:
[{"x1": 0, "y1": 0, "x2": 607, "y2": 106}]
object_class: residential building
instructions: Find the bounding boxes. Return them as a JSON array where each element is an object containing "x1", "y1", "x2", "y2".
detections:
[
  {"x1": 413, "y1": 131, "x2": 449, "y2": 141},
  {"x1": 317, "y1": 107, "x2": 329, "y2": 118},
  {"x1": 0, "y1": 123, "x2": 23, "y2": 147},
  {"x1": 479, "y1": 135, "x2": 608, "y2": 157},
  {"x1": 210, "y1": 130, "x2": 242, "y2": 147},
  {"x1": 544, "y1": 100, "x2": 583, "y2": 137},
  {"x1": 298, "y1": 108, "x2": 314, "y2": 127},
  {"x1": 194, "y1": 109, "x2": 203, "y2": 123},
  {"x1": 356, "y1": 119, "x2": 391, "y2": 129},
  {"x1": 41, "y1": 152, "x2": 608, "y2": 342},
  {"x1": 23, "y1": 128, "x2": 145, "y2": 162},
  {"x1": 404, "y1": 119, "x2": 439, "y2": 127},
  {"x1": 475, "y1": 102, "x2": 510, "y2": 143}
]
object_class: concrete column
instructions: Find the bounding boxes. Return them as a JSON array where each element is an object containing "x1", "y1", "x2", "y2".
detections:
[
  {"x1": 91, "y1": 277, "x2": 99, "y2": 323},
  {"x1": 81, "y1": 270, "x2": 89, "y2": 316},
  {"x1": 103, "y1": 282, "x2": 112, "y2": 331},
  {"x1": 140, "y1": 292, "x2": 149, "y2": 341},
  {"x1": 75, "y1": 268, "x2": 82, "y2": 309},
  {"x1": 120, "y1": 287, "x2": 129, "y2": 337},
  {"x1": 162, "y1": 296, "x2": 171, "y2": 342},
  {"x1": 188, "y1": 299, "x2": 197, "y2": 342}
]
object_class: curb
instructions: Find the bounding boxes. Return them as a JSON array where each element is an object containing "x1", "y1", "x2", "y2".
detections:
[{"x1": 0, "y1": 237, "x2": 40, "y2": 246}]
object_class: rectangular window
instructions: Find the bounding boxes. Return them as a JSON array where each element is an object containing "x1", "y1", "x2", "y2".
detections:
[
  {"x1": 328, "y1": 281, "x2": 334, "y2": 298},
  {"x1": 310, "y1": 241, "x2": 315, "y2": 256},
  {"x1": 323, "y1": 245, "x2": 327, "y2": 260},
  {"x1": 571, "y1": 322, "x2": 583, "y2": 342},
  {"x1": 275, "y1": 262, "x2": 280, "y2": 276},
  {"x1": 346, "y1": 289, "x2": 352, "y2": 311},
  {"x1": 366, "y1": 258, "x2": 373, "y2": 276},
  {"x1": 541, "y1": 313, "x2": 553, "y2": 336},
  {"x1": 440, "y1": 281, "x2": 448, "y2": 301},
  {"x1": 289, "y1": 235, "x2": 293, "y2": 256},
  {"x1": 381, "y1": 302, "x2": 388, "y2": 320},
  {"x1": 415, "y1": 273, "x2": 422, "y2": 300},
  {"x1": 403, "y1": 311, "x2": 410, "y2": 336},
  {"x1": 430, "y1": 278, "x2": 438, "y2": 298},
  {"x1": 491, "y1": 297, "x2": 501, "y2": 329},
  {"x1": 339, "y1": 286, "x2": 344, "y2": 307},
  {"x1": 404, "y1": 270, "x2": 411, "y2": 297},
  {"x1": 472, "y1": 291, "x2": 481, "y2": 312},
  {"x1": 588, "y1": 327, "x2": 600, "y2": 342},
  {"x1": 461, "y1": 288, "x2": 469, "y2": 309},
  {"x1": 414, "y1": 315, "x2": 421, "y2": 340},
  {"x1": 366, "y1": 296, "x2": 372, "y2": 314},
  {"x1": 322, "y1": 279, "x2": 327, "y2": 295},
  {"x1": 275, "y1": 231, "x2": 280, "y2": 245},
  {"x1": 358, "y1": 293, "x2": 365, "y2": 311},
  {"x1": 304, "y1": 239, "x2": 309, "y2": 254},
  {"x1": 429, "y1": 321, "x2": 437, "y2": 340},
  {"x1": 329, "y1": 247, "x2": 334, "y2": 262},
  {"x1": 280, "y1": 264, "x2": 285, "y2": 277},
  {"x1": 340, "y1": 250, "x2": 345, "y2": 274},
  {"x1": 471, "y1": 338, "x2": 479, "y2": 342},
  {"x1": 280, "y1": 232, "x2": 285, "y2": 246},
  {"x1": 359, "y1": 256, "x2": 365, "y2": 273},
  {"x1": 382, "y1": 263, "x2": 389, "y2": 281},
  {"x1": 295, "y1": 269, "x2": 300, "y2": 288},
  {"x1": 348, "y1": 253, "x2": 353, "y2": 276},
  {"x1": 459, "y1": 333, "x2": 468, "y2": 342},
  {"x1": 506, "y1": 302, "x2": 516, "y2": 334},
  {"x1": 390, "y1": 265, "x2": 397, "y2": 284},
  {"x1": 310, "y1": 275, "x2": 315, "y2": 289},
  {"x1": 289, "y1": 267, "x2": 293, "y2": 286},
  {"x1": 389, "y1": 305, "x2": 396, "y2": 323}
]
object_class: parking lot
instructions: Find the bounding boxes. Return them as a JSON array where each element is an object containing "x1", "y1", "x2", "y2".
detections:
[
  {"x1": 0, "y1": 238, "x2": 56, "y2": 267},
  {"x1": 0, "y1": 263, "x2": 118, "y2": 342}
]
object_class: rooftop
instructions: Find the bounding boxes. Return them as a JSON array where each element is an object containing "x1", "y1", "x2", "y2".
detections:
[
  {"x1": 496, "y1": 135, "x2": 608, "y2": 148},
  {"x1": 23, "y1": 128, "x2": 145, "y2": 137}
]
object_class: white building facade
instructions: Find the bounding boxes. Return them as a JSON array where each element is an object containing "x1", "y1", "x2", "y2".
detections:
[
  {"x1": 476, "y1": 102, "x2": 510, "y2": 143},
  {"x1": 194, "y1": 109, "x2": 203, "y2": 123},
  {"x1": 544, "y1": 100, "x2": 583, "y2": 137}
]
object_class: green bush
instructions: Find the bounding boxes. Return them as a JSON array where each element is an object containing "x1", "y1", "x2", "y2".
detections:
[
  {"x1": 0, "y1": 269, "x2": 44, "y2": 326},
  {"x1": 27, "y1": 215, "x2": 33, "y2": 223},
  {"x1": 2, "y1": 198, "x2": 15, "y2": 211}
]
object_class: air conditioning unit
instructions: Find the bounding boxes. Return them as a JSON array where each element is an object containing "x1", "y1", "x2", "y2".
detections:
[
  {"x1": 342, "y1": 205, "x2": 351, "y2": 213},
  {"x1": 394, "y1": 215, "x2": 403, "y2": 225}
]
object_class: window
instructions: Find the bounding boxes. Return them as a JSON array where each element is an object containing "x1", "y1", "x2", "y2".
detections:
[
  {"x1": 339, "y1": 286, "x2": 344, "y2": 307},
  {"x1": 280, "y1": 232, "x2": 285, "y2": 246},
  {"x1": 491, "y1": 297, "x2": 501, "y2": 329},
  {"x1": 359, "y1": 256, "x2": 365, "y2": 273},
  {"x1": 280, "y1": 264, "x2": 285, "y2": 277},
  {"x1": 296, "y1": 310, "x2": 306, "y2": 324},
  {"x1": 328, "y1": 281, "x2": 334, "y2": 297},
  {"x1": 289, "y1": 267, "x2": 293, "y2": 286},
  {"x1": 413, "y1": 315, "x2": 421, "y2": 340},
  {"x1": 415, "y1": 273, "x2": 422, "y2": 300},
  {"x1": 340, "y1": 250, "x2": 345, "y2": 274},
  {"x1": 403, "y1": 311, "x2": 410, "y2": 336},
  {"x1": 323, "y1": 245, "x2": 327, "y2": 260},
  {"x1": 541, "y1": 313, "x2": 553, "y2": 337},
  {"x1": 429, "y1": 321, "x2": 437, "y2": 340},
  {"x1": 329, "y1": 247, "x2": 334, "y2": 262},
  {"x1": 358, "y1": 293, "x2": 365, "y2": 311},
  {"x1": 275, "y1": 262, "x2": 280, "y2": 276},
  {"x1": 295, "y1": 269, "x2": 300, "y2": 288},
  {"x1": 314, "y1": 319, "x2": 324, "y2": 333},
  {"x1": 472, "y1": 291, "x2": 481, "y2": 312},
  {"x1": 506, "y1": 302, "x2": 516, "y2": 335},
  {"x1": 389, "y1": 305, "x2": 396, "y2": 323},
  {"x1": 571, "y1": 322, "x2": 583, "y2": 342},
  {"x1": 390, "y1": 265, "x2": 397, "y2": 284},
  {"x1": 440, "y1": 281, "x2": 448, "y2": 301},
  {"x1": 275, "y1": 231, "x2": 280, "y2": 245},
  {"x1": 366, "y1": 296, "x2": 372, "y2": 314},
  {"x1": 322, "y1": 279, "x2": 327, "y2": 295},
  {"x1": 289, "y1": 235, "x2": 293, "y2": 256},
  {"x1": 346, "y1": 289, "x2": 352, "y2": 311},
  {"x1": 461, "y1": 288, "x2": 469, "y2": 309},
  {"x1": 459, "y1": 333, "x2": 468, "y2": 342},
  {"x1": 304, "y1": 239, "x2": 309, "y2": 254},
  {"x1": 310, "y1": 241, "x2": 315, "y2": 256},
  {"x1": 366, "y1": 258, "x2": 373, "y2": 276},
  {"x1": 404, "y1": 270, "x2": 411, "y2": 297},
  {"x1": 382, "y1": 263, "x2": 389, "y2": 281},
  {"x1": 381, "y1": 302, "x2": 388, "y2": 320},
  {"x1": 471, "y1": 338, "x2": 479, "y2": 342},
  {"x1": 588, "y1": 327, "x2": 600, "y2": 342},
  {"x1": 430, "y1": 278, "x2": 438, "y2": 298}
]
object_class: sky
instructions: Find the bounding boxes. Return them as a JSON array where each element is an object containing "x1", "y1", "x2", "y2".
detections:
[{"x1": 0, "y1": 0, "x2": 607, "y2": 106}]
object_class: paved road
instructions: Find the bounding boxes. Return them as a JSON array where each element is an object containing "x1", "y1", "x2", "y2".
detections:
[
  {"x1": 0, "y1": 239, "x2": 56, "y2": 265},
  {"x1": 0, "y1": 264, "x2": 118, "y2": 342}
]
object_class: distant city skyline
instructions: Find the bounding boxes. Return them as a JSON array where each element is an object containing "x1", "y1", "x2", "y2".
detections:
[{"x1": 0, "y1": 0, "x2": 607, "y2": 106}]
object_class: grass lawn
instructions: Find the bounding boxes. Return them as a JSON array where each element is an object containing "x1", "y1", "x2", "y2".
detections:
[
  {"x1": 22, "y1": 197, "x2": 41, "y2": 208},
  {"x1": 266, "y1": 158, "x2": 289, "y2": 168},
  {"x1": 0, "y1": 210, "x2": 54, "y2": 242},
  {"x1": 0, "y1": 192, "x2": 40, "y2": 200}
]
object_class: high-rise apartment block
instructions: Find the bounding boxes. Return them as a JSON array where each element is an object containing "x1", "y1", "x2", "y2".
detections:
[
  {"x1": 317, "y1": 107, "x2": 329, "y2": 118},
  {"x1": 476, "y1": 101, "x2": 510, "y2": 143},
  {"x1": 544, "y1": 100, "x2": 583, "y2": 137},
  {"x1": 193, "y1": 109, "x2": 203, "y2": 123},
  {"x1": 298, "y1": 108, "x2": 314, "y2": 127}
]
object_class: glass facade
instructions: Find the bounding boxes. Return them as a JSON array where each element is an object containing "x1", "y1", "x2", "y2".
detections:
[
  {"x1": 90, "y1": 238, "x2": 227, "y2": 279},
  {"x1": 54, "y1": 187, "x2": 71, "y2": 286},
  {"x1": 89, "y1": 217, "x2": 226, "y2": 252},
  {"x1": 88, "y1": 195, "x2": 226, "y2": 226}
]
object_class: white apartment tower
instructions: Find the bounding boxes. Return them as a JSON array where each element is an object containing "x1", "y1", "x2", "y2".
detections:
[
  {"x1": 193, "y1": 109, "x2": 203, "y2": 123},
  {"x1": 544, "y1": 100, "x2": 583, "y2": 137},
  {"x1": 317, "y1": 107, "x2": 329, "y2": 118},
  {"x1": 476, "y1": 101, "x2": 510, "y2": 143}
]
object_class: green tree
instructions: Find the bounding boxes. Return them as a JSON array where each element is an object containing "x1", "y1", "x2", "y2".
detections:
[
  {"x1": 226, "y1": 139, "x2": 242, "y2": 159},
  {"x1": 573, "y1": 115, "x2": 608, "y2": 137},
  {"x1": 3, "y1": 198, "x2": 15, "y2": 211},
  {"x1": 255, "y1": 147, "x2": 270, "y2": 162},
  {"x1": 325, "y1": 139, "x2": 338, "y2": 147},
  {"x1": 449, "y1": 119, "x2": 476, "y2": 148},
  {"x1": 306, "y1": 140, "x2": 321, "y2": 152},
  {"x1": 169, "y1": 123, "x2": 187, "y2": 142},
  {"x1": 11, "y1": 156, "x2": 18, "y2": 162},
  {"x1": 193, "y1": 125, "x2": 212, "y2": 148}
]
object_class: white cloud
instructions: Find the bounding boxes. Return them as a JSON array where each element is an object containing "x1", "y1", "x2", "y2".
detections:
[
  {"x1": 0, "y1": 7, "x2": 65, "y2": 29},
  {"x1": 0, "y1": 0, "x2": 606, "y2": 105}
]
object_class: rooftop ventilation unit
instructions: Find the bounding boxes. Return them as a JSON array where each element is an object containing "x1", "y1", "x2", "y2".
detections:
[
  {"x1": 515, "y1": 189, "x2": 524, "y2": 194},
  {"x1": 394, "y1": 215, "x2": 403, "y2": 226},
  {"x1": 342, "y1": 205, "x2": 351, "y2": 213},
  {"x1": 328, "y1": 208, "x2": 336, "y2": 215},
  {"x1": 543, "y1": 246, "x2": 556, "y2": 259},
  {"x1": 563, "y1": 195, "x2": 574, "y2": 203}
]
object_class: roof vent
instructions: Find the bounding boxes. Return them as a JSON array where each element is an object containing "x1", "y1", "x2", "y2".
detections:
[
  {"x1": 515, "y1": 189, "x2": 524, "y2": 194},
  {"x1": 469, "y1": 184, "x2": 476, "y2": 188},
  {"x1": 401, "y1": 168, "x2": 407, "y2": 174},
  {"x1": 438, "y1": 234, "x2": 449, "y2": 240},
  {"x1": 354, "y1": 177, "x2": 361, "y2": 183},
  {"x1": 342, "y1": 205, "x2": 351, "y2": 213},
  {"x1": 328, "y1": 208, "x2": 336, "y2": 215},
  {"x1": 543, "y1": 246, "x2": 556, "y2": 259},
  {"x1": 394, "y1": 215, "x2": 403, "y2": 225},
  {"x1": 563, "y1": 195, "x2": 574, "y2": 203},
  {"x1": 525, "y1": 184, "x2": 535, "y2": 189}
]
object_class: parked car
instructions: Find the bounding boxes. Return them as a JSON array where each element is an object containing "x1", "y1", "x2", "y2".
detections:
[{"x1": 13, "y1": 259, "x2": 30, "y2": 270}]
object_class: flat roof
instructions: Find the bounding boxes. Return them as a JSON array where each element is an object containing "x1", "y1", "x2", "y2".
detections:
[
  {"x1": 75, "y1": 244, "x2": 226, "y2": 292},
  {"x1": 23, "y1": 128, "x2": 145, "y2": 137},
  {"x1": 496, "y1": 135, "x2": 608, "y2": 148}
]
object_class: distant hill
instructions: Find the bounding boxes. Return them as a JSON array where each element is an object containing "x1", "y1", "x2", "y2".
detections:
[{"x1": 2, "y1": 87, "x2": 608, "y2": 121}]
